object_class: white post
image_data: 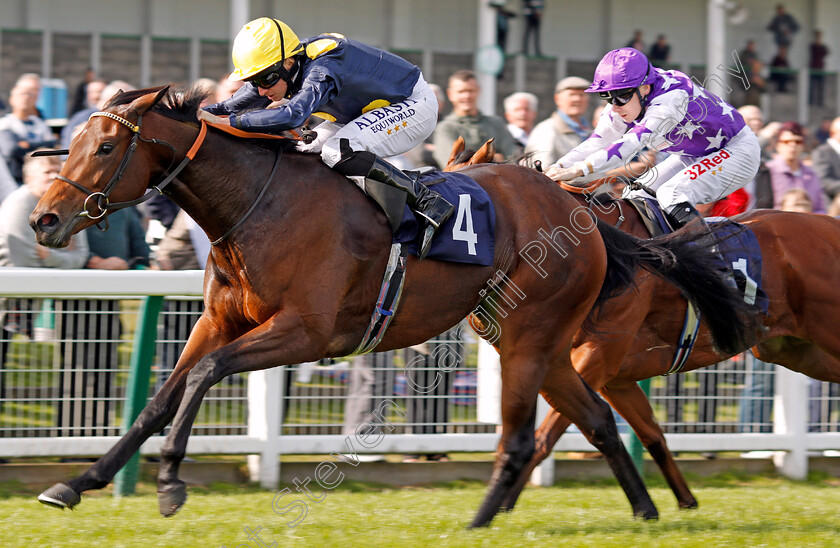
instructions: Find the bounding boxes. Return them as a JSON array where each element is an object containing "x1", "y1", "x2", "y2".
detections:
[
  {"x1": 476, "y1": 0, "x2": 497, "y2": 116},
  {"x1": 247, "y1": 367, "x2": 284, "y2": 489},
  {"x1": 798, "y1": 69, "x2": 810, "y2": 125},
  {"x1": 773, "y1": 367, "x2": 809, "y2": 479},
  {"x1": 706, "y1": 0, "x2": 728, "y2": 101},
  {"x1": 140, "y1": 34, "x2": 152, "y2": 88},
  {"x1": 41, "y1": 29, "x2": 52, "y2": 79},
  {"x1": 189, "y1": 36, "x2": 201, "y2": 83},
  {"x1": 476, "y1": 339, "x2": 501, "y2": 424},
  {"x1": 529, "y1": 395, "x2": 555, "y2": 487}
]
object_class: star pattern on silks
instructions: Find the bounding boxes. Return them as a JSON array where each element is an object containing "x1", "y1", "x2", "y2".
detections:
[
  {"x1": 691, "y1": 84, "x2": 708, "y2": 101},
  {"x1": 606, "y1": 141, "x2": 624, "y2": 161},
  {"x1": 630, "y1": 123, "x2": 653, "y2": 140},
  {"x1": 661, "y1": 73, "x2": 680, "y2": 91},
  {"x1": 718, "y1": 100, "x2": 735, "y2": 121},
  {"x1": 705, "y1": 128, "x2": 725, "y2": 151},
  {"x1": 591, "y1": 132, "x2": 601, "y2": 139},
  {"x1": 675, "y1": 120, "x2": 701, "y2": 140}
]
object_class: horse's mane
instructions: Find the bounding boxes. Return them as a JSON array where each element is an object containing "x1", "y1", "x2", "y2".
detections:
[{"x1": 105, "y1": 85, "x2": 299, "y2": 152}]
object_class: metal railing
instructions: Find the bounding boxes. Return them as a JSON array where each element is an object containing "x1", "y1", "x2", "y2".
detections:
[{"x1": 1, "y1": 269, "x2": 839, "y2": 489}]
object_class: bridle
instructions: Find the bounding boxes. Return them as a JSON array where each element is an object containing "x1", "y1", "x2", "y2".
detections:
[
  {"x1": 54, "y1": 111, "x2": 191, "y2": 221},
  {"x1": 43, "y1": 109, "x2": 289, "y2": 245}
]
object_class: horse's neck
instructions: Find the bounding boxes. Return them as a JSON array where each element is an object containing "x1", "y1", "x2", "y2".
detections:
[
  {"x1": 171, "y1": 136, "x2": 289, "y2": 242},
  {"x1": 171, "y1": 134, "x2": 343, "y2": 246}
]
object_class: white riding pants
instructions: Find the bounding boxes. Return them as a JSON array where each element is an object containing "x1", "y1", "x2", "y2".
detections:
[
  {"x1": 624, "y1": 125, "x2": 761, "y2": 215},
  {"x1": 296, "y1": 75, "x2": 439, "y2": 168}
]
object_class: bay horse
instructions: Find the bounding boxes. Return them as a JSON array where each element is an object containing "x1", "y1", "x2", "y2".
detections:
[
  {"x1": 29, "y1": 86, "x2": 750, "y2": 528},
  {"x1": 489, "y1": 177, "x2": 840, "y2": 514}
]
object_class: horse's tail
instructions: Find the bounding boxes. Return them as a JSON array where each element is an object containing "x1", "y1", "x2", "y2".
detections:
[{"x1": 593, "y1": 219, "x2": 756, "y2": 355}]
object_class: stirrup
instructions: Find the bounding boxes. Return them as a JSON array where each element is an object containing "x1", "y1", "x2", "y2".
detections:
[{"x1": 418, "y1": 225, "x2": 436, "y2": 260}]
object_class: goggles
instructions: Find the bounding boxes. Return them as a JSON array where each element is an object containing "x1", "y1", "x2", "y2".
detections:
[
  {"x1": 248, "y1": 62, "x2": 288, "y2": 89},
  {"x1": 598, "y1": 88, "x2": 637, "y2": 106}
]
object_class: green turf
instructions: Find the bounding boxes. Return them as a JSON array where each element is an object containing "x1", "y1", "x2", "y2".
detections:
[{"x1": 3, "y1": 474, "x2": 840, "y2": 547}]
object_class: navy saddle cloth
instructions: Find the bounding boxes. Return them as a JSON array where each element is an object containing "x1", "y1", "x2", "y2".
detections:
[{"x1": 393, "y1": 171, "x2": 495, "y2": 265}]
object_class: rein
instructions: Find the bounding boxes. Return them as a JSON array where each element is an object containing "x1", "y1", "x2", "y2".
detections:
[{"x1": 53, "y1": 112, "x2": 297, "y2": 245}]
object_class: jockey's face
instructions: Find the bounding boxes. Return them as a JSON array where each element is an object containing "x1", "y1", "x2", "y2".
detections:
[
  {"x1": 612, "y1": 85, "x2": 649, "y2": 123},
  {"x1": 255, "y1": 58, "x2": 295, "y2": 102}
]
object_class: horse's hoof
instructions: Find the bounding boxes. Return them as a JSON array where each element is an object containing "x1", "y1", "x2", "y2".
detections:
[
  {"x1": 157, "y1": 482, "x2": 187, "y2": 517},
  {"x1": 679, "y1": 500, "x2": 699, "y2": 510},
  {"x1": 635, "y1": 507, "x2": 659, "y2": 520},
  {"x1": 38, "y1": 483, "x2": 81, "y2": 510}
]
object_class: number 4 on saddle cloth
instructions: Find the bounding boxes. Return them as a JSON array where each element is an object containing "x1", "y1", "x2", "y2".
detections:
[
  {"x1": 350, "y1": 170, "x2": 495, "y2": 355},
  {"x1": 394, "y1": 170, "x2": 496, "y2": 265},
  {"x1": 632, "y1": 197, "x2": 768, "y2": 374}
]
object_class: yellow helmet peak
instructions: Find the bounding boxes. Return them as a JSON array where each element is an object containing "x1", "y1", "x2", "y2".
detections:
[{"x1": 230, "y1": 18, "x2": 302, "y2": 82}]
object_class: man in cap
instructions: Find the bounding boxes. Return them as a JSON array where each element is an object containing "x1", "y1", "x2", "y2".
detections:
[{"x1": 525, "y1": 76, "x2": 591, "y2": 169}]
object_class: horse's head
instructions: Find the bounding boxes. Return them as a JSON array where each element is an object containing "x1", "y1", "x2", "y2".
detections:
[
  {"x1": 30, "y1": 86, "x2": 171, "y2": 247},
  {"x1": 444, "y1": 137, "x2": 495, "y2": 171}
]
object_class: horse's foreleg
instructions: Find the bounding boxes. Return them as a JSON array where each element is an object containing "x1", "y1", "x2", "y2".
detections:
[
  {"x1": 38, "y1": 316, "x2": 226, "y2": 510},
  {"x1": 470, "y1": 354, "x2": 543, "y2": 528},
  {"x1": 540, "y1": 366, "x2": 658, "y2": 521},
  {"x1": 156, "y1": 312, "x2": 320, "y2": 517},
  {"x1": 601, "y1": 381, "x2": 698, "y2": 509},
  {"x1": 499, "y1": 408, "x2": 572, "y2": 512}
]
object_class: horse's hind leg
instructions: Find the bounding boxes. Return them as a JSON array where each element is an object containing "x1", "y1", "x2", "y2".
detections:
[
  {"x1": 499, "y1": 409, "x2": 572, "y2": 512},
  {"x1": 539, "y1": 367, "x2": 658, "y2": 521},
  {"x1": 601, "y1": 380, "x2": 698, "y2": 509},
  {"x1": 38, "y1": 316, "x2": 228, "y2": 509}
]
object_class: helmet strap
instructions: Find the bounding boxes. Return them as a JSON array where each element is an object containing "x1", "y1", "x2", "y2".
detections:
[{"x1": 634, "y1": 87, "x2": 647, "y2": 121}]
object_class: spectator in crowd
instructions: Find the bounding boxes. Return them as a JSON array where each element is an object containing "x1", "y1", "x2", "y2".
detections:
[
  {"x1": 809, "y1": 30, "x2": 829, "y2": 107},
  {"x1": 0, "y1": 152, "x2": 89, "y2": 419},
  {"x1": 756, "y1": 121, "x2": 826, "y2": 213},
  {"x1": 815, "y1": 116, "x2": 832, "y2": 144},
  {"x1": 740, "y1": 40, "x2": 765, "y2": 106},
  {"x1": 769, "y1": 45, "x2": 792, "y2": 93},
  {"x1": 490, "y1": 0, "x2": 516, "y2": 55},
  {"x1": 648, "y1": 35, "x2": 670, "y2": 67},
  {"x1": 342, "y1": 351, "x2": 394, "y2": 463},
  {"x1": 524, "y1": 76, "x2": 590, "y2": 169},
  {"x1": 521, "y1": 0, "x2": 544, "y2": 57},
  {"x1": 626, "y1": 30, "x2": 645, "y2": 51},
  {"x1": 0, "y1": 152, "x2": 88, "y2": 269},
  {"x1": 503, "y1": 92, "x2": 538, "y2": 155},
  {"x1": 767, "y1": 3, "x2": 799, "y2": 51},
  {"x1": 737, "y1": 105, "x2": 780, "y2": 161},
  {"x1": 214, "y1": 73, "x2": 245, "y2": 104},
  {"x1": 0, "y1": 74, "x2": 56, "y2": 185},
  {"x1": 433, "y1": 70, "x2": 514, "y2": 166},
  {"x1": 62, "y1": 80, "x2": 135, "y2": 149},
  {"x1": 70, "y1": 68, "x2": 96, "y2": 115},
  {"x1": 810, "y1": 116, "x2": 840, "y2": 203}
]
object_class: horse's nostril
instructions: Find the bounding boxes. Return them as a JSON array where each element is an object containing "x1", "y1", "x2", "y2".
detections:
[{"x1": 37, "y1": 213, "x2": 59, "y2": 230}]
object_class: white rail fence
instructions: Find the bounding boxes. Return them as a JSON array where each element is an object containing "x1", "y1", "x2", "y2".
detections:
[{"x1": 0, "y1": 269, "x2": 838, "y2": 489}]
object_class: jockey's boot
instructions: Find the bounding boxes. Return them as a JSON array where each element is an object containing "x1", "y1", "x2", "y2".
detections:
[
  {"x1": 367, "y1": 157, "x2": 454, "y2": 259},
  {"x1": 667, "y1": 201, "x2": 736, "y2": 288},
  {"x1": 333, "y1": 146, "x2": 454, "y2": 260}
]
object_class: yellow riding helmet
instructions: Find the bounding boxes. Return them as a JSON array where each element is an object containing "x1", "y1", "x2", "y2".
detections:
[{"x1": 230, "y1": 18, "x2": 302, "y2": 81}]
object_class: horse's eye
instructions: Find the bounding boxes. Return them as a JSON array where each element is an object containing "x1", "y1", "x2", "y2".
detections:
[{"x1": 97, "y1": 143, "x2": 115, "y2": 155}]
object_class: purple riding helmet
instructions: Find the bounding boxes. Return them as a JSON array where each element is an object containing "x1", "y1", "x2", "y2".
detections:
[{"x1": 587, "y1": 48, "x2": 659, "y2": 119}]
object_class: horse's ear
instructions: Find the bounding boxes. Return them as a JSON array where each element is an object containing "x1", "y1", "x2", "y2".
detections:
[
  {"x1": 128, "y1": 85, "x2": 171, "y2": 117},
  {"x1": 469, "y1": 139, "x2": 495, "y2": 165},
  {"x1": 446, "y1": 136, "x2": 466, "y2": 170}
]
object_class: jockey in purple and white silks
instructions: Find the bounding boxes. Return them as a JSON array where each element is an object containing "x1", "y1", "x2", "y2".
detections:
[{"x1": 545, "y1": 47, "x2": 761, "y2": 232}]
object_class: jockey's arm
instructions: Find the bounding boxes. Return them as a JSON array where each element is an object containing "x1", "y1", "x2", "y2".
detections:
[{"x1": 227, "y1": 74, "x2": 334, "y2": 133}]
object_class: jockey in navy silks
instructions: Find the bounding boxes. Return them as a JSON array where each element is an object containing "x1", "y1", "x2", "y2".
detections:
[{"x1": 199, "y1": 17, "x2": 453, "y2": 259}]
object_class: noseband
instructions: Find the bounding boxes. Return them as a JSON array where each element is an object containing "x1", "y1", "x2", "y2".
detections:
[{"x1": 56, "y1": 111, "x2": 197, "y2": 220}]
